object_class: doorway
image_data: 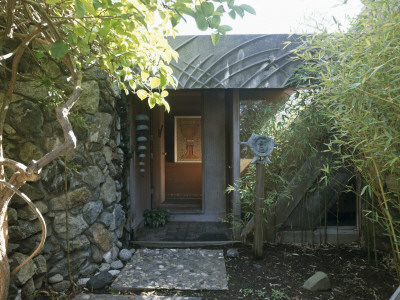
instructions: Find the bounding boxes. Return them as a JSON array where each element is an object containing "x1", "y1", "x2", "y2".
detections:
[{"x1": 156, "y1": 91, "x2": 203, "y2": 213}]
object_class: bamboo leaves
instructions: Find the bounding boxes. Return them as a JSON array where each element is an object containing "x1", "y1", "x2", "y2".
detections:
[{"x1": 291, "y1": 0, "x2": 400, "y2": 280}]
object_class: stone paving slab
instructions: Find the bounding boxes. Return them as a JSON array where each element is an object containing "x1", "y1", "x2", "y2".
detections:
[
  {"x1": 111, "y1": 249, "x2": 228, "y2": 291},
  {"x1": 74, "y1": 294, "x2": 200, "y2": 300}
]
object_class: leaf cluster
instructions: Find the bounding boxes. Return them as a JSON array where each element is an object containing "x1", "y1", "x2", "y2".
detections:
[
  {"x1": 0, "y1": 0, "x2": 254, "y2": 111},
  {"x1": 143, "y1": 208, "x2": 170, "y2": 228}
]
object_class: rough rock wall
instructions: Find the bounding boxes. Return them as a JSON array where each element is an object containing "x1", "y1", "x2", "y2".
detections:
[{"x1": 2, "y1": 63, "x2": 131, "y2": 298}]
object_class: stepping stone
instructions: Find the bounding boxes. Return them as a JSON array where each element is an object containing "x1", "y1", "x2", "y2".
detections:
[
  {"x1": 74, "y1": 294, "x2": 201, "y2": 300},
  {"x1": 111, "y1": 249, "x2": 228, "y2": 291}
]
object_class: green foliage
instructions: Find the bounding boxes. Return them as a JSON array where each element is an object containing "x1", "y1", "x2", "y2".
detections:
[
  {"x1": 271, "y1": 288, "x2": 287, "y2": 300},
  {"x1": 228, "y1": 92, "x2": 329, "y2": 223},
  {"x1": 231, "y1": 6, "x2": 400, "y2": 280},
  {"x1": 290, "y1": 0, "x2": 400, "y2": 279},
  {"x1": 143, "y1": 208, "x2": 170, "y2": 228},
  {"x1": 239, "y1": 288, "x2": 269, "y2": 298},
  {"x1": 1, "y1": 0, "x2": 254, "y2": 112}
]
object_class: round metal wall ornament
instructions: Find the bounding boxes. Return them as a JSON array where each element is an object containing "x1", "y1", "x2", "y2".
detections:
[{"x1": 241, "y1": 133, "x2": 279, "y2": 164}]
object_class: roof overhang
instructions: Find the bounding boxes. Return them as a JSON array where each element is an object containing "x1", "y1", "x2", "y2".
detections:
[{"x1": 167, "y1": 34, "x2": 302, "y2": 89}]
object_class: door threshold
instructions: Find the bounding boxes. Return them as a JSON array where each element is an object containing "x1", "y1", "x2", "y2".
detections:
[
  {"x1": 170, "y1": 213, "x2": 226, "y2": 222},
  {"x1": 169, "y1": 209, "x2": 203, "y2": 215}
]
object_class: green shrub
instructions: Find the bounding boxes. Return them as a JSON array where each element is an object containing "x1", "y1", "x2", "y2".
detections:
[{"x1": 143, "y1": 208, "x2": 170, "y2": 228}]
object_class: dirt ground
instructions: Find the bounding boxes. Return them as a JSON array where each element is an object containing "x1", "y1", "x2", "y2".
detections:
[{"x1": 37, "y1": 243, "x2": 398, "y2": 300}]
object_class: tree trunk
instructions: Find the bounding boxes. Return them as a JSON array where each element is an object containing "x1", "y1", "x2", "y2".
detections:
[{"x1": 0, "y1": 213, "x2": 10, "y2": 299}]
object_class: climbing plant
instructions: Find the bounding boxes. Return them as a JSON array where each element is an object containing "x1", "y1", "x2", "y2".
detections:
[{"x1": 0, "y1": 0, "x2": 254, "y2": 298}]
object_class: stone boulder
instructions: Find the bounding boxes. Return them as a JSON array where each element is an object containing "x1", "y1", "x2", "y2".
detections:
[
  {"x1": 110, "y1": 204, "x2": 125, "y2": 231},
  {"x1": 48, "y1": 251, "x2": 90, "y2": 277},
  {"x1": 60, "y1": 235, "x2": 90, "y2": 252},
  {"x1": 86, "y1": 271, "x2": 113, "y2": 290},
  {"x1": 21, "y1": 278, "x2": 35, "y2": 300},
  {"x1": 6, "y1": 100, "x2": 44, "y2": 135},
  {"x1": 52, "y1": 280, "x2": 71, "y2": 292},
  {"x1": 87, "y1": 112, "x2": 113, "y2": 145},
  {"x1": 48, "y1": 274, "x2": 63, "y2": 284},
  {"x1": 19, "y1": 142, "x2": 43, "y2": 164},
  {"x1": 50, "y1": 187, "x2": 90, "y2": 211},
  {"x1": 80, "y1": 264, "x2": 99, "y2": 276},
  {"x1": 73, "y1": 80, "x2": 100, "y2": 114},
  {"x1": 81, "y1": 166, "x2": 105, "y2": 190},
  {"x1": 8, "y1": 220, "x2": 42, "y2": 242},
  {"x1": 13, "y1": 81, "x2": 48, "y2": 101},
  {"x1": 83, "y1": 201, "x2": 103, "y2": 225},
  {"x1": 100, "y1": 175, "x2": 117, "y2": 206},
  {"x1": 87, "y1": 223, "x2": 113, "y2": 252},
  {"x1": 18, "y1": 201, "x2": 48, "y2": 221},
  {"x1": 53, "y1": 213, "x2": 89, "y2": 239},
  {"x1": 226, "y1": 248, "x2": 239, "y2": 258},
  {"x1": 33, "y1": 255, "x2": 47, "y2": 275},
  {"x1": 9, "y1": 252, "x2": 37, "y2": 285},
  {"x1": 99, "y1": 263, "x2": 111, "y2": 272},
  {"x1": 119, "y1": 249, "x2": 132, "y2": 262},
  {"x1": 303, "y1": 271, "x2": 331, "y2": 292},
  {"x1": 7, "y1": 207, "x2": 18, "y2": 225},
  {"x1": 110, "y1": 260, "x2": 124, "y2": 270}
]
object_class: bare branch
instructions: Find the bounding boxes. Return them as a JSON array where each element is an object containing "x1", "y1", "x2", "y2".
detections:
[
  {"x1": 0, "y1": 31, "x2": 50, "y2": 45},
  {"x1": 0, "y1": 27, "x2": 41, "y2": 185},
  {"x1": 0, "y1": 158, "x2": 28, "y2": 174},
  {"x1": 34, "y1": 72, "x2": 83, "y2": 171},
  {"x1": 0, "y1": 52, "x2": 15, "y2": 61},
  {"x1": 0, "y1": 64, "x2": 32, "y2": 81},
  {"x1": 5, "y1": 0, "x2": 17, "y2": 38},
  {"x1": 6, "y1": 27, "x2": 41, "y2": 97},
  {"x1": 0, "y1": 180, "x2": 47, "y2": 276}
]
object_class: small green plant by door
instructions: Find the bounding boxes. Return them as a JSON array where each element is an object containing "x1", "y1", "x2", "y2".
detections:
[{"x1": 143, "y1": 208, "x2": 170, "y2": 228}]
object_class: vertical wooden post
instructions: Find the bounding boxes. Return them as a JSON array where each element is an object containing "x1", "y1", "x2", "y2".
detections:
[
  {"x1": 231, "y1": 89, "x2": 241, "y2": 239},
  {"x1": 241, "y1": 133, "x2": 277, "y2": 258},
  {"x1": 253, "y1": 163, "x2": 265, "y2": 259}
]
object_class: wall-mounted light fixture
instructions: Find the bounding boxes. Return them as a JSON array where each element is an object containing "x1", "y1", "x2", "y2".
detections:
[{"x1": 135, "y1": 114, "x2": 150, "y2": 176}]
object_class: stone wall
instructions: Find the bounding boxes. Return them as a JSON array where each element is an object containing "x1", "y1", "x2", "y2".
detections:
[{"x1": 2, "y1": 61, "x2": 131, "y2": 299}]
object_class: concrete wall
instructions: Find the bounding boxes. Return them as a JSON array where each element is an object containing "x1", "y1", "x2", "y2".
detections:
[{"x1": 202, "y1": 90, "x2": 227, "y2": 220}]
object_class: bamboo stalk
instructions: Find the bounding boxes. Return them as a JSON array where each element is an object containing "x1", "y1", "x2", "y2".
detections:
[
  {"x1": 324, "y1": 192, "x2": 327, "y2": 245},
  {"x1": 371, "y1": 156, "x2": 400, "y2": 279},
  {"x1": 371, "y1": 193, "x2": 378, "y2": 267}
]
